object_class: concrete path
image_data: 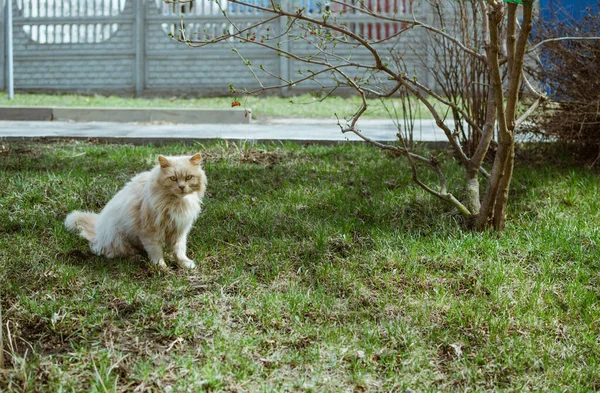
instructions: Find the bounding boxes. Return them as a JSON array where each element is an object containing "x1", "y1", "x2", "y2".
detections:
[
  {"x1": 0, "y1": 118, "x2": 451, "y2": 144},
  {"x1": 0, "y1": 106, "x2": 251, "y2": 124}
]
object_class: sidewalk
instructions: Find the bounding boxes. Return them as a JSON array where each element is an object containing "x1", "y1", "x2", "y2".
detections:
[{"x1": 0, "y1": 117, "x2": 450, "y2": 144}]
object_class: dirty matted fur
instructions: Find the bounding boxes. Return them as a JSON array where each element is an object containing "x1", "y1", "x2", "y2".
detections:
[{"x1": 65, "y1": 153, "x2": 207, "y2": 269}]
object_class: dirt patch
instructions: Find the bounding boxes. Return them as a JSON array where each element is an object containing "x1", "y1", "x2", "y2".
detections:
[
  {"x1": 57, "y1": 250, "x2": 97, "y2": 266},
  {"x1": 0, "y1": 143, "x2": 46, "y2": 158},
  {"x1": 110, "y1": 298, "x2": 141, "y2": 319},
  {"x1": 200, "y1": 146, "x2": 292, "y2": 167},
  {"x1": 239, "y1": 149, "x2": 286, "y2": 165},
  {"x1": 4, "y1": 316, "x2": 70, "y2": 361},
  {"x1": 0, "y1": 220, "x2": 25, "y2": 234}
]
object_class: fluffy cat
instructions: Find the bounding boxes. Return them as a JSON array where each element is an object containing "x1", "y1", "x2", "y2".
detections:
[{"x1": 65, "y1": 153, "x2": 207, "y2": 269}]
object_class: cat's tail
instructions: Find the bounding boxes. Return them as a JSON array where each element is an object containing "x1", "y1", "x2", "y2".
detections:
[{"x1": 65, "y1": 211, "x2": 97, "y2": 242}]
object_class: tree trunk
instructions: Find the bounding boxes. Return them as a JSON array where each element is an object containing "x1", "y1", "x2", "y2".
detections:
[
  {"x1": 492, "y1": 143, "x2": 515, "y2": 231},
  {"x1": 475, "y1": 133, "x2": 511, "y2": 230},
  {"x1": 465, "y1": 168, "x2": 481, "y2": 216},
  {"x1": 490, "y1": 3, "x2": 534, "y2": 231},
  {"x1": 474, "y1": 2, "x2": 507, "y2": 231}
]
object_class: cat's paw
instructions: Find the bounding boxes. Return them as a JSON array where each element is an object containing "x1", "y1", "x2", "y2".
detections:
[
  {"x1": 152, "y1": 259, "x2": 169, "y2": 270},
  {"x1": 177, "y1": 259, "x2": 196, "y2": 269}
]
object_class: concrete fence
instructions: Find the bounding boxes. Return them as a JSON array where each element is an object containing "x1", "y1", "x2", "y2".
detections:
[{"x1": 1, "y1": 0, "x2": 430, "y2": 96}]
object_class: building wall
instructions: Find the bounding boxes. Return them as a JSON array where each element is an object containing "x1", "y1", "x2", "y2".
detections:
[{"x1": 540, "y1": 0, "x2": 598, "y2": 20}]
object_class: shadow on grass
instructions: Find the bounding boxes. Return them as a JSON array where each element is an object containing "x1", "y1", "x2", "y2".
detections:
[
  {"x1": 2, "y1": 142, "x2": 600, "y2": 391},
  {"x1": 0, "y1": 141, "x2": 474, "y2": 286}
]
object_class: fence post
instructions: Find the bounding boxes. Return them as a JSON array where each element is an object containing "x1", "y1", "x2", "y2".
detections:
[
  {"x1": 0, "y1": 0, "x2": 4, "y2": 92},
  {"x1": 424, "y1": 3, "x2": 434, "y2": 91},
  {"x1": 278, "y1": 0, "x2": 290, "y2": 96},
  {"x1": 4, "y1": 0, "x2": 14, "y2": 99},
  {"x1": 135, "y1": 0, "x2": 146, "y2": 96}
]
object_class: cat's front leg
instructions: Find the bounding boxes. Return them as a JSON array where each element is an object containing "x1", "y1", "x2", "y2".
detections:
[
  {"x1": 141, "y1": 238, "x2": 168, "y2": 269},
  {"x1": 169, "y1": 233, "x2": 196, "y2": 269}
]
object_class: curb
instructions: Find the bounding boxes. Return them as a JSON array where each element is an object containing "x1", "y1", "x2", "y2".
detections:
[
  {"x1": 0, "y1": 106, "x2": 252, "y2": 124},
  {"x1": 1, "y1": 135, "x2": 452, "y2": 148}
]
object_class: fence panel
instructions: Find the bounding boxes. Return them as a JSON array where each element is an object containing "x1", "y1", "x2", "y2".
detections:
[
  {"x1": 3, "y1": 0, "x2": 429, "y2": 95},
  {"x1": 144, "y1": 0, "x2": 283, "y2": 94},
  {"x1": 10, "y1": 0, "x2": 137, "y2": 92}
]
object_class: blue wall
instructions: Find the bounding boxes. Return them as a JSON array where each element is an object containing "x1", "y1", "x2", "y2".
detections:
[{"x1": 540, "y1": 0, "x2": 598, "y2": 21}]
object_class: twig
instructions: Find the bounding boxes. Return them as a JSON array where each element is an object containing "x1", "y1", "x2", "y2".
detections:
[
  {"x1": 217, "y1": 239, "x2": 242, "y2": 250},
  {"x1": 527, "y1": 36, "x2": 600, "y2": 55},
  {"x1": 327, "y1": 0, "x2": 487, "y2": 61},
  {"x1": 515, "y1": 96, "x2": 544, "y2": 129},
  {"x1": 589, "y1": 146, "x2": 600, "y2": 169},
  {"x1": 166, "y1": 337, "x2": 184, "y2": 352},
  {"x1": 396, "y1": 131, "x2": 472, "y2": 218},
  {"x1": 337, "y1": 122, "x2": 425, "y2": 164}
]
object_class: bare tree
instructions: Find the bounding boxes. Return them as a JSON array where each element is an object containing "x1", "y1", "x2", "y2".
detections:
[{"x1": 167, "y1": 0, "x2": 544, "y2": 231}]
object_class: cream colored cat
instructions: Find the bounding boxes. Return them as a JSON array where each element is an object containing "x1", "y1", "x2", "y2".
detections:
[{"x1": 65, "y1": 153, "x2": 207, "y2": 269}]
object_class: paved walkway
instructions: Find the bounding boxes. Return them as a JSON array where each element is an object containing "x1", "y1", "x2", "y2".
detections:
[{"x1": 0, "y1": 118, "x2": 450, "y2": 144}]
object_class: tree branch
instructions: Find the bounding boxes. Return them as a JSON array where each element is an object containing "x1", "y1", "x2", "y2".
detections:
[
  {"x1": 396, "y1": 130, "x2": 473, "y2": 218},
  {"x1": 328, "y1": 0, "x2": 488, "y2": 61},
  {"x1": 527, "y1": 36, "x2": 600, "y2": 54}
]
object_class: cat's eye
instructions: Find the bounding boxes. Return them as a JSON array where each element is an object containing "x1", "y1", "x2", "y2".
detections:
[
  {"x1": 185, "y1": 175, "x2": 193, "y2": 180},
  {"x1": 169, "y1": 176, "x2": 177, "y2": 182}
]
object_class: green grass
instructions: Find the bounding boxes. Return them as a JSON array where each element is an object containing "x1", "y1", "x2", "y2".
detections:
[
  {"x1": 0, "y1": 141, "x2": 599, "y2": 392},
  {"x1": 0, "y1": 92, "x2": 440, "y2": 120}
]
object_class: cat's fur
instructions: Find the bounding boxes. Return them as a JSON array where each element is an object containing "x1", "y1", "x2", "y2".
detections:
[{"x1": 65, "y1": 153, "x2": 207, "y2": 269}]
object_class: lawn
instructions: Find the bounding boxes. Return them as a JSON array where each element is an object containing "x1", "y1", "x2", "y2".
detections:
[
  {"x1": 0, "y1": 93, "x2": 441, "y2": 120},
  {"x1": 0, "y1": 141, "x2": 599, "y2": 392}
]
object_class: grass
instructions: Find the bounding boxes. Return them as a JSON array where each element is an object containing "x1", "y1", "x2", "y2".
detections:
[
  {"x1": 0, "y1": 92, "x2": 441, "y2": 120},
  {"x1": 0, "y1": 141, "x2": 599, "y2": 392}
]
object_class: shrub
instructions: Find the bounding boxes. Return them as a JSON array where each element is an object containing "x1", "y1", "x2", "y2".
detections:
[{"x1": 534, "y1": 4, "x2": 600, "y2": 161}]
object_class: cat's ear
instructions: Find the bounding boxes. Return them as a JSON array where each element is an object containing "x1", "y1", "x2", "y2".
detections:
[
  {"x1": 158, "y1": 155, "x2": 171, "y2": 168},
  {"x1": 189, "y1": 153, "x2": 202, "y2": 166}
]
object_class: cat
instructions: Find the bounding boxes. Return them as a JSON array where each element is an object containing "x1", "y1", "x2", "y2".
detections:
[{"x1": 65, "y1": 153, "x2": 207, "y2": 270}]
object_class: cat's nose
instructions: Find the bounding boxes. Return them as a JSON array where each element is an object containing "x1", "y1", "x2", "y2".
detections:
[{"x1": 179, "y1": 185, "x2": 186, "y2": 190}]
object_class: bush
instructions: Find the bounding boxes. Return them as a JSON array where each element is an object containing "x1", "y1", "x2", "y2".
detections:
[{"x1": 534, "y1": 4, "x2": 600, "y2": 160}]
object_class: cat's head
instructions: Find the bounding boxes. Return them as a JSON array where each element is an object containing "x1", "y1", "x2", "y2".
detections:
[{"x1": 156, "y1": 153, "x2": 207, "y2": 198}]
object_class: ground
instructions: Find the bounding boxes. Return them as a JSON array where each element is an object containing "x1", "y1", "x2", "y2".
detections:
[{"x1": 0, "y1": 141, "x2": 599, "y2": 392}]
